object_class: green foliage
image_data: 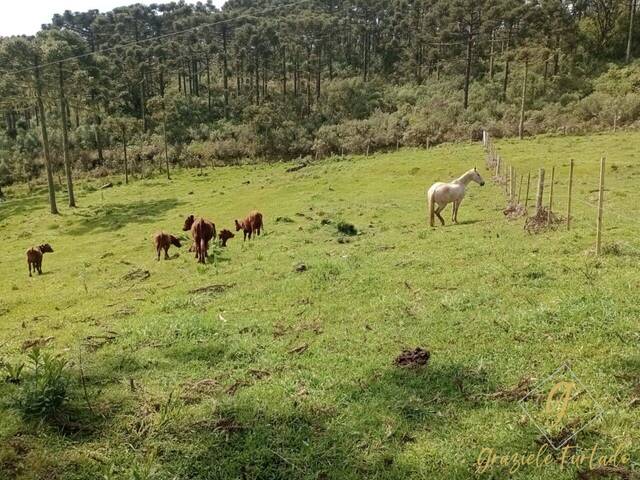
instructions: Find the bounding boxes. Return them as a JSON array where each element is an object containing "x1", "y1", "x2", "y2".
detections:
[
  {"x1": 2, "y1": 360, "x2": 24, "y2": 384},
  {"x1": 14, "y1": 348, "x2": 69, "y2": 419}
]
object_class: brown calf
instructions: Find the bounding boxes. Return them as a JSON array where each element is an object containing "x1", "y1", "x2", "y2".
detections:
[
  {"x1": 183, "y1": 215, "x2": 216, "y2": 264},
  {"x1": 219, "y1": 229, "x2": 235, "y2": 247},
  {"x1": 26, "y1": 244, "x2": 54, "y2": 277},
  {"x1": 154, "y1": 232, "x2": 182, "y2": 260},
  {"x1": 235, "y1": 211, "x2": 264, "y2": 241}
]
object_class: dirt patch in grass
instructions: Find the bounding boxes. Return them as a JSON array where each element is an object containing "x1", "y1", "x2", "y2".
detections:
[
  {"x1": 189, "y1": 283, "x2": 235, "y2": 295},
  {"x1": 21, "y1": 336, "x2": 54, "y2": 351},
  {"x1": 394, "y1": 347, "x2": 430, "y2": 368},
  {"x1": 476, "y1": 376, "x2": 538, "y2": 402},
  {"x1": 181, "y1": 379, "x2": 220, "y2": 404},
  {"x1": 578, "y1": 466, "x2": 640, "y2": 479},
  {"x1": 336, "y1": 221, "x2": 358, "y2": 236},
  {"x1": 122, "y1": 269, "x2": 150, "y2": 282}
]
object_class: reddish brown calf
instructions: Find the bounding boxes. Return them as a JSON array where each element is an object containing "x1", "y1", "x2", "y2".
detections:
[
  {"x1": 235, "y1": 211, "x2": 264, "y2": 241},
  {"x1": 154, "y1": 232, "x2": 182, "y2": 260},
  {"x1": 183, "y1": 215, "x2": 216, "y2": 263},
  {"x1": 26, "y1": 243, "x2": 53, "y2": 276},
  {"x1": 218, "y1": 229, "x2": 235, "y2": 247}
]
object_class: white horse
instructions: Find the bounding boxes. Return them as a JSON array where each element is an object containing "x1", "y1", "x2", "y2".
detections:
[{"x1": 427, "y1": 167, "x2": 485, "y2": 227}]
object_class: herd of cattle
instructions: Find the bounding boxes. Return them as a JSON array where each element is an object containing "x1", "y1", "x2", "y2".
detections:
[{"x1": 25, "y1": 210, "x2": 264, "y2": 275}]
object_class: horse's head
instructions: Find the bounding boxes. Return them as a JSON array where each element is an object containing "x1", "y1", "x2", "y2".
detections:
[{"x1": 472, "y1": 167, "x2": 485, "y2": 186}]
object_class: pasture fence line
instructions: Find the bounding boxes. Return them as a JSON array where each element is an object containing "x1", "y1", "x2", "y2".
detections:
[{"x1": 482, "y1": 130, "x2": 610, "y2": 255}]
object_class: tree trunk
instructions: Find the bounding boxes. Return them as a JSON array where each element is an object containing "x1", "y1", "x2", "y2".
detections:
[
  {"x1": 503, "y1": 30, "x2": 512, "y2": 100},
  {"x1": 282, "y1": 46, "x2": 287, "y2": 96},
  {"x1": 553, "y1": 36, "x2": 560, "y2": 76},
  {"x1": 35, "y1": 63, "x2": 58, "y2": 214},
  {"x1": 518, "y1": 58, "x2": 529, "y2": 140},
  {"x1": 58, "y1": 63, "x2": 76, "y2": 207},
  {"x1": 363, "y1": 29, "x2": 369, "y2": 82},
  {"x1": 206, "y1": 54, "x2": 212, "y2": 114},
  {"x1": 627, "y1": 0, "x2": 636, "y2": 63},
  {"x1": 222, "y1": 26, "x2": 229, "y2": 118},
  {"x1": 307, "y1": 47, "x2": 312, "y2": 113},
  {"x1": 316, "y1": 43, "x2": 321, "y2": 100},
  {"x1": 94, "y1": 116, "x2": 104, "y2": 166},
  {"x1": 140, "y1": 78, "x2": 147, "y2": 131},
  {"x1": 163, "y1": 106, "x2": 171, "y2": 180},
  {"x1": 463, "y1": 31, "x2": 473, "y2": 110},
  {"x1": 489, "y1": 29, "x2": 495, "y2": 80},
  {"x1": 122, "y1": 127, "x2": 128, "y2": 185}
]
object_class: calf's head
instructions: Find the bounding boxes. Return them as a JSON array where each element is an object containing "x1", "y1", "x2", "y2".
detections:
[
  {"x1": 219, "y1": 229, "x2": 235, "y2": 246},
  {"x1": 183, "y1": 215, "x2": 195, "y2": 231},
  {"x1": 39, "y1": 243, "x2": 54, "y2": 254},
  {"x1": 234, "y1": 219, "x2": 243, "y2": 231},
  {"x1": 169, "y1": 235, "x2": 182, "y2": 248}
]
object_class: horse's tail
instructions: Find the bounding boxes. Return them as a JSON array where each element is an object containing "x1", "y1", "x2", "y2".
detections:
[{"x1": 427, "y1": 187, "x2": 435, "y2": 227}]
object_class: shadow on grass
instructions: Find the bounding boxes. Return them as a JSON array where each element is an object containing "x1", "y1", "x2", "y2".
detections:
[
  {"x1": 67, "y1": 198, "x2": 181, "y2": 235},
  {"x1": 171, "y1": 362, "x2": 499, "y2": 479},
  {"x1": 0, "y1": 194, "x2": 49, "y2": 223}
]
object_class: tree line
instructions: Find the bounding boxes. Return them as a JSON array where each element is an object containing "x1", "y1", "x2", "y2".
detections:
[{"x1": 0, "y1": 0, "x2": 638, "y2": 212}]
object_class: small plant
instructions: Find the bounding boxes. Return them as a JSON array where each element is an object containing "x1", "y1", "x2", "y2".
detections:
[
  {"x1": 336, "y1": 221, "x2": 358, "y2": 236},
  {"x1": 3, "y1": 360, "x2": 24, "y2": 384},
  {"x1": 15, "y1": 348, "x2": 69, "y2": 419}
]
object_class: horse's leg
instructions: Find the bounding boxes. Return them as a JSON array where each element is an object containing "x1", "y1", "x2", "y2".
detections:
[
  {"x1": 455, "y1": 199, "x2": 463, "y2": 223},
  {"x1": 452, "y1": 201, "x2": 460, "y2": 223},
  {"x1": 435, "y1": 204, "x2": 446, "y2": 226}
]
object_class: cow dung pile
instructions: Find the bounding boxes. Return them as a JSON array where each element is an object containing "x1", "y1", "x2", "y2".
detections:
[{"x1": 394, "y1": 347, "x2": 431, "y2": 368}]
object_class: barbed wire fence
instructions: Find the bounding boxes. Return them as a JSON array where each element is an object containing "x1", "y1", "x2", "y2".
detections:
[{"x1": 481, "y1": 130, "x2": 639, "y2": 257}]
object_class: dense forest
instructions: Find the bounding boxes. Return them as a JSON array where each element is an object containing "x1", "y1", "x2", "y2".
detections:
[{"x1": 1, "y1": 0, "x2": 639, "y2": 211}]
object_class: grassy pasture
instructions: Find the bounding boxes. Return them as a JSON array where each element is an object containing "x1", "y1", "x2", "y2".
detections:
[{"x1": 0, "y1": 132, "x2": 639, "y2": 479}]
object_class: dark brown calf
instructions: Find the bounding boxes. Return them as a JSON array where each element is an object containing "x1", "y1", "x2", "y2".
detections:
[
  {"x1": 219, "y1": 229, "x2": 235, "y2": 247},
  {"x1": 26, "y1": 244, "x2": 53, "y2": 276},
  {"x1": 154, "y1": 232, "x2": 182, "y2": 260},
  {"x1": 183, "y1": 215, "x2": 216, "y2": 264},
  {"x1": 235, "y1": 211, "x2": 264, "y2": 241}
]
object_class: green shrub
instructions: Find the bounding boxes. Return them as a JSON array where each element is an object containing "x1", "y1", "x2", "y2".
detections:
[{"x1": 15, "y1": 349, "x2": 69, "y2": 419}]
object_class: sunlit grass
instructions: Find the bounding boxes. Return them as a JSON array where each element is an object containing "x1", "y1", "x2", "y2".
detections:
[{"x1": 0, "y1": 132, "x2": 639, "y2": 479}]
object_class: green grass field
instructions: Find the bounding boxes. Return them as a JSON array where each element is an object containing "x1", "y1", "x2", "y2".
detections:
[{"x1": 1, "y1": 132, "x2": 639, "y2": 479}]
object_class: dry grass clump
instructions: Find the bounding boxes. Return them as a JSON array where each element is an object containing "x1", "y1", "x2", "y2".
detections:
[
  {"x1": 503, "y1": 202, "x2": 527, "y2": 220},
  {"x1": 524, "y1": 207, "x2": 564, "y2": 234}
]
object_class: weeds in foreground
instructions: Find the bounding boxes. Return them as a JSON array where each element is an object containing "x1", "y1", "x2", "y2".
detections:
[{"x1": 14, "y1": 348, "x2": 69, "y2": 419}]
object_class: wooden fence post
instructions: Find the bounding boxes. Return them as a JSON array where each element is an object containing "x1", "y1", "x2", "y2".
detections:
[
  {"x1": 517, "y1": 174, "x2": 524, "y2": 204},
  {"x1": 496, "y1": 155, "x2": 501, "y2": 177},
  {"x1": 536, "y1": 168, "x2": 545, "y2": 215},
  {"x1": 596, "y1": 157, "x2": 605, "y2": 255},
  {"x1": 549, "y1": 166, "x2": 555, "y2": 212},
  {"x1": 567, "y1": 159, "x2": 574, "y2": 230},
  {"x1": 524, "y1": 172, "x2": 531, "y2": 209}
]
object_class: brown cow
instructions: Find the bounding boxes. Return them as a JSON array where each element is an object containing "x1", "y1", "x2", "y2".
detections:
[
  {"x1": 26, "y1": 244, "x2": 54, "y2": 276},
  {"x1": 235, "y1": 211, "x2": 264, "y2": 241},
  {"x1": 183, "y1": 215, "x2": 216, "y2": 264},
  {"x1": 154, "y1": 232, "x2": 182, "y2": 260},
  {"x1": 218, "y1": 229, "x2": 235, "y2": 247}
]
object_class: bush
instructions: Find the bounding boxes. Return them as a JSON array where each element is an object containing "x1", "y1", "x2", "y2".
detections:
[{"x1": 15, "y1": 348, "x2": 70, "y2": 419}]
